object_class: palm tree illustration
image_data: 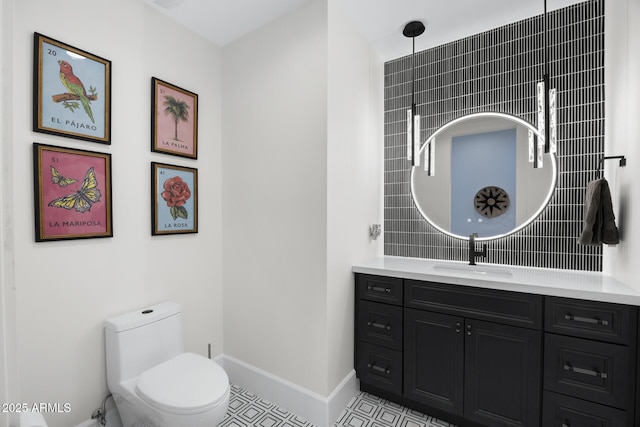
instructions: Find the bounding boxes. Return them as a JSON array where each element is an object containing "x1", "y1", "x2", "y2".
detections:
[{"x1": 163, "y1": 95, "x2": 190, "y2": 141}]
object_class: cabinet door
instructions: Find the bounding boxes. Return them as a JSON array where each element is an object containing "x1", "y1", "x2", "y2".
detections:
[
  {"x1": 465, "y1": 319, "x2": 542, "y2": 426},
  {"x1": 404, "y1": 308, "x2": 464, "y2": 415}
]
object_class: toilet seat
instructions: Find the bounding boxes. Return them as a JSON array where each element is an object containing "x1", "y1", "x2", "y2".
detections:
[{"x1": 135, "y1": 352, "x2": 229, "y2": 415}]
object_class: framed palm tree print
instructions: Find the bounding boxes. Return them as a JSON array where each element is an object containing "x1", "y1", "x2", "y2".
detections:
[{"x1": 151, "y1": 77, "x2": 198, "y2": 159}]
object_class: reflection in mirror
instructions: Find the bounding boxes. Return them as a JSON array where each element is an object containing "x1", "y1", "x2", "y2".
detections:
[{"x1": 411, "y1": 112, "x2": 557, "y2": 241}]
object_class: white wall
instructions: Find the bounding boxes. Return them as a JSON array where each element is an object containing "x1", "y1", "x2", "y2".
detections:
[
  {"x1": 603, "y1": 0, "x2": 640, "y2": 288},
  {"x1": 4, "y1": 0, "x2": 223, "y2": 426},
  {"x1": 222, "y1": 0, "x2": 383, "y2": 400},
  {"x1": 221, "y1": 0, "x2": 330, "y2": 396},
  {"x1": 1, "y1": 0, "x2": 19, "y2": 426},
  {"x1": 326, "y1": 0, "x2": 383, "y2": 395}
]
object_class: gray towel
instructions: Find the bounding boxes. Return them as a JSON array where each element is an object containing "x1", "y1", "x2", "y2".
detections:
[{"x1": 578, "y1": 178, "x2": 619, "y2": 245}]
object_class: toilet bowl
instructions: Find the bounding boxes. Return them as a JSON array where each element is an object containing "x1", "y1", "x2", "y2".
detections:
[{"x1": 105, "y1": 302, "x2": 229, "y2": 427}]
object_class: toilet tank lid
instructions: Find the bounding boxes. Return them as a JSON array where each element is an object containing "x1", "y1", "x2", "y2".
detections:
[
  {"x1": 136, "y1": 352, "x2": 229, "y2": 414},
  {"x1": 105, "y1": 302, "x2": 181, "y2": 332}
]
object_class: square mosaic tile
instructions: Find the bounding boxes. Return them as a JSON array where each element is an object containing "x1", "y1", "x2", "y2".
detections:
[
  {"x1": 221, "y1": 385, "x2": 457, "y2": 427},
  {"x1": 220, "y1": 384, "x2": 313, "y2": 427},
  {"x1": 333, "y1": 392, "x2": 456, "y2": 427}
]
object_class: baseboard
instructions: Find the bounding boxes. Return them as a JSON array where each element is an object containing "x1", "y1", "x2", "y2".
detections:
[
  {"x1": 220, "y1": 354, "x2": 358, "y2": 427},
  {"x1": 74, "y1": 407, "x2": 122, "y2": 427},
  {"x1": 326, "y1": 369, "x2": 359, "y2": 425}
]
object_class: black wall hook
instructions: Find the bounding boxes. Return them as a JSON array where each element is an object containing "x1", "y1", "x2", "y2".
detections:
[{"x1": 596, "y1": 155, "x2": 627, "y2": 179}]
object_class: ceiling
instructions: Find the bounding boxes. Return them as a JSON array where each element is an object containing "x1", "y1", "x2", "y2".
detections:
[{"x1": 140, "y1": 0, "x2": 586, "y2": 61}]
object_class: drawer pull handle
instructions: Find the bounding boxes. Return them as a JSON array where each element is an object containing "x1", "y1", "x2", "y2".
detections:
[
  {"x1": 367, "y1": 321, "x2": 391, "y2": 330},
  {"x1": 367, "y1": 285, "x2": 391, "y2": 293},
  {"x1": 564, "y1": 314, "x2": 609, "y2": 326},
  {"x1": 367, "y1": 363, "x2": 390, "y2": 374},
  {"x1": 564, "y1": 364, "x2": 608, "y2": 379}
]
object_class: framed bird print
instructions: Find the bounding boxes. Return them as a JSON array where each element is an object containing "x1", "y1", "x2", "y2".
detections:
[
  {"x1": 151, "y1": 77, "x2": 198, "y2": 159},
  {"x1": 33, "y1": 32, "x2": 111, "y2": 144},
  {"x1": 33, "y1": 143, "x2": 113, "y2": 241},
  {"x1": 151, "y1": 162, "x2": 198, "y2": 235}
]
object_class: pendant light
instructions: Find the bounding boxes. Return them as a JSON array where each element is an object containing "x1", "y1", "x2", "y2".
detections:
[
  {"x1": 530, "y1": 0, "x2": 557, "y2": 168},
  {"x1": 404, "y1": 20, "x2": 425, "y2": 168}
]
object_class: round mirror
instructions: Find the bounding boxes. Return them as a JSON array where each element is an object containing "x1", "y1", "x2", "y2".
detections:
[{"x1": 410, "y1": 112, "x2": 557, "y2": 241}]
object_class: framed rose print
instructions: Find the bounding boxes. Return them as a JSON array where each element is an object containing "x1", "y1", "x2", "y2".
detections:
[
  {"x1": 151, "y1": 162, "x2": 198, "y2": 235},
  {"x1": 33, "y1": 143, "x2": 113, "y2": 241},
  {"x1": 33, "y1": 32, "x2": 111, "y2": 144},
  {"x1": 151, "y1": 77, "x2": 198, "y2": 159}
]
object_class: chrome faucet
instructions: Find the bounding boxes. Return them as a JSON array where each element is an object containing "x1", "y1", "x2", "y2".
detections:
[{"x1": 468, "y1": 233, "x2": 487, "y2": 266}]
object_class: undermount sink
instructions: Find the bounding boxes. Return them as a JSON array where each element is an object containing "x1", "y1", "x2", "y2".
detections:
[{"x1": 432, "y1": 263, "x2": 513, "y2": 278}]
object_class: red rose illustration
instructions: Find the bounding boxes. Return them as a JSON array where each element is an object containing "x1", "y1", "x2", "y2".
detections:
[{"x1": 161, "y1": 176, "x2": 191, "y2": 220}]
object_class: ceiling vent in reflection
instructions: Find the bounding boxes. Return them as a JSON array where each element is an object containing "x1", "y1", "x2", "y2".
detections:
[{"x1": 474, "y1": 186, "x2": 510, "y2": 218}]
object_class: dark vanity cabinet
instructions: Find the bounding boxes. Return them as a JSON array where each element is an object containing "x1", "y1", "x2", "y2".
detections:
[
  {"x1": 404, "y1": 280, "x2": 542, "y2": 426},
  {"x1": 542, "y1": 297, "x2": 638, "y2": 426},
  {"x1": 355, "y1": 273, "x2": 640, "y2": 427}
]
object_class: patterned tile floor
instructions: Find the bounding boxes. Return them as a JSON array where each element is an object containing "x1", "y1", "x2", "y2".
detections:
[
  {"x1": 221, "y1": 384, "x2": 457, "y2": 427},
  {"x1": 220, "y1": 384, "x2": 313, "y2": 427}
]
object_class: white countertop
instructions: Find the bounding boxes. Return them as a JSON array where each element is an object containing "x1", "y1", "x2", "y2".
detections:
[{"x1": 352, "y1": 256, "x2": 640, "y2": 306}]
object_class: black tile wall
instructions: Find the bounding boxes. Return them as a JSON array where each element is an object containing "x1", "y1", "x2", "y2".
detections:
[{"x1": 384, "y1": 0, "x2": 604, "y2": 271}]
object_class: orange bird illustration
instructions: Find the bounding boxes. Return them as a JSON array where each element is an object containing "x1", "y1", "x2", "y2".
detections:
[{"x1": 58, "y1": 60, "x2": 95, "y2": 123}]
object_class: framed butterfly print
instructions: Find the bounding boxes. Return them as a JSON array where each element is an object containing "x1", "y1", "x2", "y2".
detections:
[
  {"x1": 33, "y1": 32, "x2": 111, "y2": 144},
  {"x1": 33, "y1": 143, "x2": 113, "y2": 241},
  {"x1": 151, "y1": 78, "x2": 198, "y2": 159},
  {"x1": 151, "y1": 162, "x2": 198, "y2": 235}
]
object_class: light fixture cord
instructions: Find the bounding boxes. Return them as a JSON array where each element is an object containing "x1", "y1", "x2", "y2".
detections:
[
  {"x1": 543, "y1": 0, "x2": 550, "y2": 152},
  {"x1": 412, "y1": 36, "x2": 416, "y2": 108},
  {"x1": 544, "y1": 0, "x2": 548, "y2": 76}
]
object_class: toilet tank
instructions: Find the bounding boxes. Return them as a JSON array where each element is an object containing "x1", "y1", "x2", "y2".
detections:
[{"x1": 105, "y1": 302, "x2": 184, "y2": 388}]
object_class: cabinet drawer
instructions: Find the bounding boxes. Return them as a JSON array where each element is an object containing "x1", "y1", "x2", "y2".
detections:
[
  {"x1": 544, "y1": 334, "x2": 633, "y2": 409},
  {"x1": 356, "y1": 301, "x2": 402, "y2": 351},
  {"x1": 356, "y1": 274, "x2": 403, "y2": 306},
  {"x1": 405, "y1": 280, "x2": 542, "y2": 329},
  {"x1": 355, "y1": 342, "x2": 402, "y2": 395},
  {"x1": 542, "y1": 391, "x2": 630, "y2": 426},
  {"x1": 545, "y1": 296, "x2": 637, "y2": 344}
]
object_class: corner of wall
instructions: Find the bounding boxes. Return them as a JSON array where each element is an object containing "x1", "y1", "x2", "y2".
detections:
[
  {"x1": 603, "y1": 0, "x2": 640, "y2": 290},
  {"x1": 220, "y1": 355, "x2": 358, "y2": 427}
]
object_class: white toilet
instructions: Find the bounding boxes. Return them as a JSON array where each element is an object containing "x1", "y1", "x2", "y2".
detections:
[{"x1": 105, "y1": 302, "x2": 229, "y2": 427}]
